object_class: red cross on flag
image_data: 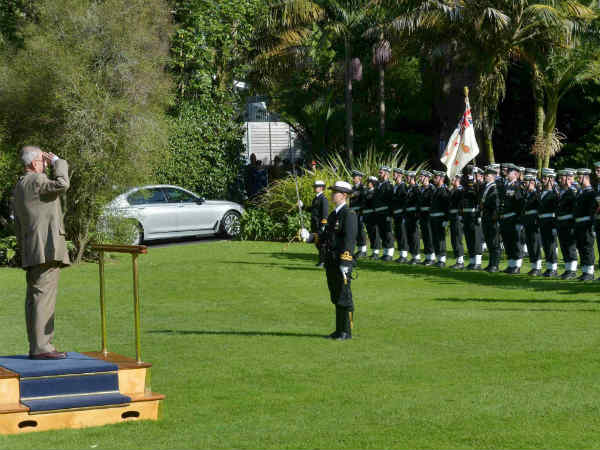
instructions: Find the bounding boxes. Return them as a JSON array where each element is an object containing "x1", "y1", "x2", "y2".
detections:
[{"x1": 440, "y1": 96, "x2": 480, "y2": 179}]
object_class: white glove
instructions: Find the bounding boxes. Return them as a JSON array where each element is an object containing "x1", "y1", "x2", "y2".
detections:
[
  {"x1": 297, "y1": 200, "x2": 304, "y2": 208},
  {"x1": 299, "y1": 228, "x2": 311, "y2": 242},
  {"x1": 340, "y1": 265, "x2": 350, "y2": 275},
  {"x1": 477, "y1": 217, "x2": 482, "y2": 225},
  {"x1": 442, "y1": 221, "x2": 448, "y2": 228}
]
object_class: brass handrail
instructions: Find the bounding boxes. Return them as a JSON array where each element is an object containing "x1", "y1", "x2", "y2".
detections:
[{"x1": 90, "y1": 244, "x2": 148, "y2": 364}]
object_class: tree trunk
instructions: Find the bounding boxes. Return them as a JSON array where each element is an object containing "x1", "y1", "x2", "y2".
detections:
[
  {"x1": 531, "y1": 63, "x2": 545, "y2": 170},
  {"x1": 542, "y1": 93, "x2": 560, "y2": 169},
  {"x1": 378, "y1": 63, "x2": 385, "y2": 141},
  {"x1": 344, "y1": 38, "x2": 354, "y2": 162},
  {"x1": 482, "y1": 114, "x2": 495, "y2": 163}
]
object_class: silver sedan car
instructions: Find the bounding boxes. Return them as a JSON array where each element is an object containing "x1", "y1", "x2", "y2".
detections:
[{"x1": 105, "y1": 185, "x2": 244, "y2": 244}]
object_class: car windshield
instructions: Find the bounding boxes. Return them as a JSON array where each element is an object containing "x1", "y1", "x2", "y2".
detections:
[{"x1": 127, "y1": 188, "x2": 167, "y2": 205}]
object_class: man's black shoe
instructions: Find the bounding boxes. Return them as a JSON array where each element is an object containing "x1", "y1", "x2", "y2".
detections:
[
  {"x1": 369, "y1": 254, "x2": 380, "y2": 260},
  {"x1": 408, "y1": 258, "x2": 419, "y2": 265},
  {"x1": 327, "y1": 331, "x2": 341, "y2": 339},
  {"x1": 528, "y1": 269, "x2": 541, "y2": 277},
  {"x1": 484, "y1": 265, "x2": 499, "y2": 273},
  {"x1": 578, "y1": 273, "x2": 594, "y2": 282},
  {"x1": 560, "y1": 270, "x2": 577, "y2": 280},
  {"x1": 423, "y1": 259, "x2": 435, "y2": 266},
  {"x1": 335, "y1": 332, "x2": 352, "y2": 341},
  {"x1": 506, "y1": 267, "x2": 520, "y2": 275},
  {"x1": 543, "y1": 269, "x2": 558, "y2": 278},
  {"x1": 395, "y1": 257, "x2": 408, "y2": 264},
  {"x1": 381, "y1": 255, "x2": 393, "y2": 262},
  {"x1": 355, "y1": 251, "x2": 367, "y2": 259},
  {"x1": 467, "y1": 264, "x2": 481, "y2": 271},
  {"x1": 434, "y1": 261, "x2": 446, "y2": 268},
  {"x1": 450, "y1": 262, "x2": 465, "y2": 270},
  {"x1": 316, "y1": 262, "x2": 324, "y2": 268}
]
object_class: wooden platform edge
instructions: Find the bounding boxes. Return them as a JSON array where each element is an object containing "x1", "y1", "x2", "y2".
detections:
[{"x1": 82, "y1": 351, "x2": 152, "y2": 369}]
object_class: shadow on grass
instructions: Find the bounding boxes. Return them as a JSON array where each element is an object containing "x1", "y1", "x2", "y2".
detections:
[
  {"x1": 149, "y1": 329, "x2": 326, "y2": 338},
  {"x1": 437, "y1": 297, "x2": 600, "y2": 308},
  {"x1": 251, "y1": 251, "x2": 600, "y2": 295}
]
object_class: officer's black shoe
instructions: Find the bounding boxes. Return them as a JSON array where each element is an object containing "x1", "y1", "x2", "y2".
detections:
[
  {"x1": 369, "y1": 254, "x2": 380, "y2": 260},
  {"x1": 578, "y1": 273, "x2": 594, "y2": 282},
  {"x1": 543, "y1": 269, "x2": 558, "y2": 278},
  {"x1": 502, "y1": 266, "x2": 512, "y2": 273},
  {"x1": 381, "y1": 255, "x2": 393, "y2": 262},
  {"x1": 484, "y1": 265, "x2": 499, "y2": 273},
  {"x1": 408, "y1": 258, "x2": 419, "y2": 265},
  {"x1": 316, "y1": 262, "x2": 324, "y2": 268},
  {"x1": 423, "y1": 259, "x2": 435, "y2": 266},
  {"x1": 560, "y1": 270, "x2": 577, "y2": 280},
  {"x1": 506, "y1": 267, "x2": 520, "y2": 275},
  {"x1": 355, "y1": 251, "x2": 367, "y2": 259},
  {"x1": 466, "y1": 264, "x2": 481, "y2": 271},
  {"x1": 528, "y1": 269, "x2": 541, "y2": 277},
  {"x1": 328, "y1": 331, "x2": 341, "y2": 339},
  {"x1": 335, "y1": 332, "x2": 352, "y2": 341},
  {"x1": 434, "y1": 261, "x2": 446, "y2": 268},
  {"x1": 450, "y1": 262, "x2": 465, "y2": 270},
  {"x1": 395, "y1": 257, "x2": 408, "y2": 264}
]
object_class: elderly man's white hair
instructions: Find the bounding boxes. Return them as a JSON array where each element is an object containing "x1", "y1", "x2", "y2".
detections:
[{"x1": 21, "y1": 146, "x2": 42, "y2": 166}]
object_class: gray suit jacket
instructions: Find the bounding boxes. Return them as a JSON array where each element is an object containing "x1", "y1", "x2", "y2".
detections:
[{"x1": 12, "y1": 159, "x2": 71, "y2": 268}]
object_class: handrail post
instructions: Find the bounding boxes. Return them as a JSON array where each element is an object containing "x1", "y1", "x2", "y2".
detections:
[
  {"x1": 99, "y1": 250, "x2": 108, "y2": 355},
  {"x1": 132, "y1": 253, "x2": 142, "y2": 364}
]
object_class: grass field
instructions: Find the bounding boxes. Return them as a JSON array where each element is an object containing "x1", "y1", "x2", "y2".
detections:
[{"x1": 1, "y1": 240, "x2": 600, "y2": 449}]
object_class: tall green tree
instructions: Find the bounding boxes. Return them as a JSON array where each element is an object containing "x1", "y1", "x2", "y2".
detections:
[
  {"x1": 257, "y1": 0, "x2": 374, "y2": 162},
  {"x1": 0, "y1": 0, "x2": 172, "y2": 261}
]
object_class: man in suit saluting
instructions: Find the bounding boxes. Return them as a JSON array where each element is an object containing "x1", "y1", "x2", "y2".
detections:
[{"x1": 12, "y1": 146, "x2": 70, "y2": 360}]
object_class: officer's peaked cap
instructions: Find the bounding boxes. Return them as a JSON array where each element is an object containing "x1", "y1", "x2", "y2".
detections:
[
  {"x1": 351, "y1": 170, "x2": 365, "y2": 177},
  {"x1": 313, "y1": 180, "x2": 326, "y2": 187},
  {"x1": 329, "y1": 181, "x2": 353, "y2": 193}
]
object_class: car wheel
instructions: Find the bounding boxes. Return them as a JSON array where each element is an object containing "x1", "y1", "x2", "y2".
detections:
[
  {"x1": 220, "y1": 210, "x2": 241, "y2": 238},
  {"x1": 132, "y1": 223, "x2": 144, "y2": 245}
]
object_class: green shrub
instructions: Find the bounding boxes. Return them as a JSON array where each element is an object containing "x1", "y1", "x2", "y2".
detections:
[
  {"x1": 0, "y1": 235, "x2": 18, "y2": 266},
  {"x1": 238, "y1": 208, "x2": 308, "y2": 242}
]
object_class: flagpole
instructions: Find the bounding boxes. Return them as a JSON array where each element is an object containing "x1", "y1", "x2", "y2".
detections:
[{"x1": 464, "y1": 86, "x2": 477, "y2": 166}]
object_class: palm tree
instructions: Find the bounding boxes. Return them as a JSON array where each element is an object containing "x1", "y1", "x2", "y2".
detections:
[
  {"x1": 387, "y1": 0, "x2": 594, "y2": 163},
  {"x1": 255, "y1": 0, "x2": 373, "y2": 162}
]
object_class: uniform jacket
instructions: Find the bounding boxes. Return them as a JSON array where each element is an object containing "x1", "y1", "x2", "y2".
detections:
[
  {"x1": 448, "y1": 186, "x2": 463, "y2": 219},
  {"x1": 390, "y1": 182, "x2": 407, "y2": 217},
  {"x1": 374, "y1": 179, "x2": 393, "y2": 214},
  {"x1": 310, "y1": 192, "x2": 329, "y2": 233},
  {"x1": 419, "y1": 184, "x2": 435, "y2": 216},
  {"x1": 405, "y1": 184, "x2": 420, "y2": 218},
  {"x1": 13, "y1": 159, "x2": 71, "y2": 269},
  {"x1": 574, "y1": 185, "x2": 596, "y2": 227},
  {"x1": 461, "y1": 176, "x2": 480, "y2": 216},
  {"x1": 480, "y1": 181, "x2": 499, "y2": 221},
  {"x1": 557, "y1": 185, "x2": 578, "y2": 228},
  {"x1": 499, "y1": 180, "x2": 524, "y2": 218},
  {"x1": 521, "y1": 189, "x2": 540, "y2": 227},
  {"x1": 320, "y1": 204, "x2": 357, "y2": 267},
  {"x1": 350, "y1": 183, "x2": 365, "y2": 214},
  {"x1": 431, "y1": 184, "x2": 450, "y2": 218}
]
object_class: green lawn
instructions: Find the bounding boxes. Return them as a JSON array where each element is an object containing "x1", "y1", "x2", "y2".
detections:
[{"x1": 1, "y1": 240, "x2": 599, "y2": 449}]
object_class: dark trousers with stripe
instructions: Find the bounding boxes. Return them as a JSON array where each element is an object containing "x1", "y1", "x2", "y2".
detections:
[
  {"x1": 365, "y1": 215, "x2": 380, "y2": 250},
  {"x1": 500, "y1": 217, "x2": 522, "y2": 260},
  {"x1": 463, "y1": 214, "x2": 482, "y2": 258},
  {"x1": 449, "y1": 214, "x2": 464, "y2": 258},
  {"x1": 431, "y1": 218, "x2": 447, "y2": 258},
  {"x1": 482, "y1": 219, "x2": 501, "y2": 267},
  {"x1": 558, "y1": 223, "x2": 578, "y2": 263},
  {"x1": 575, "y1": 223, "x2": 595, "y2": 266},
  {"x1": 393, "y1": 215, "x2": 408, "y2": 252},
  {"x1": 356, "y1": 214, "x2": 366, "y2": 248},
  {"x1": 405, "y1": 214, "x2": 420, "y2": 256},
  {"x1": 540, "y1": 219, "x2": 558, "y2": 264},
  {"x1": 419, "y1": 215, "x2": 434, "y2": 255},
  {"x1": 524, "y1": 223, "x2": 542, "y2": 263},
  {"x1": 375, "y1": 213, "x2": 394, "y2": 249}
]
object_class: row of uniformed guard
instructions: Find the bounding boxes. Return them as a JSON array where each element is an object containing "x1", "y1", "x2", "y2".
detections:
[{"x1": 308, "y1": 162, "x2": 600, "y2": 281}]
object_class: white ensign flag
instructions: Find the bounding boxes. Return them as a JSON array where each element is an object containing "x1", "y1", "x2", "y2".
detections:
[{"x1": 440, "y1": 98, "x2": 480, "y2": 179}]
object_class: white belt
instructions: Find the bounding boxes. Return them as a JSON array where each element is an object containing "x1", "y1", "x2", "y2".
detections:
[
  {"x1": 538, "y1": 213, "x2": 555, "y2": 219},
  {"x1": 463, "y1": 208, "x2": 477, "y2": 213},
  {"x1": 350, "y1": 206, "x2": 360, "y2": 211},
  {"x1": 420, "y1": 207, "x2": 430, "y2": 211},
  {"x1": 393, "y1": 209, "x2": 404, "y2": 215},
  {"x1": 558, "y1": 214, "x2": 573, "y2": 221},
  {"x1": 406, "y1": 207, "x2": 417, "y2": 212},
  {"x1": 449, "y1": 209, "x2": 459, "y2": 214},
  {"x1": 430, "y1": 212, "x2": 445, "y2": 218},
  {"x1": 500, "y1": 212, "x2": 516, "y2": 220},
  {"x1": 575, "y1": 216, "x2": 591, "y2": 223},
  {"x1": 524, "y1": 209, "x2": 538, "y2": 215},
  {"x1": 375, "y1": 206, "x2": 388, "y2": 212},
  {"x1": 363, "y1": 209, "x2": 374, "y2": 214}
]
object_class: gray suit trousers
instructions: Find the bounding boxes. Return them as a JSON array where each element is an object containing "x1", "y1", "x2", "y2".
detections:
[{"x1": 25, "y1": 263, "x2": 60, "y2": 355}]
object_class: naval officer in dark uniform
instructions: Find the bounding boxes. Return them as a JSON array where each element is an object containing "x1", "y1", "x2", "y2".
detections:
[
  {"x1": 522, "y1": 174, "x2": 543, "y2": 276},
  {"x1": 574, "y1": 168, "x2": 596, "y2": 281},
  {"x1": 430, "y1": 170, "x2": 450, "y2": 267},
  {"x1": 480, "y1": 166, "x2": 501, "y2": 272},
  {"x1": 320, "y1": 181, "x2": 358, "y2": 341},
  {"x1": 350, "y1": 170, "x2": 367, "y2": 258},
  {"x1": 556, "y1": 169, "x2": 578, "y2": 280},
  {"x1": 448, "y1": 173, "x2": 465, "y2": 269},
  {"x1": 499, "y1": 164, "x2": 524, "y2": 274},
  {"x1": 538, "y1": 168, "x2": 559, "y2": 277}
]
